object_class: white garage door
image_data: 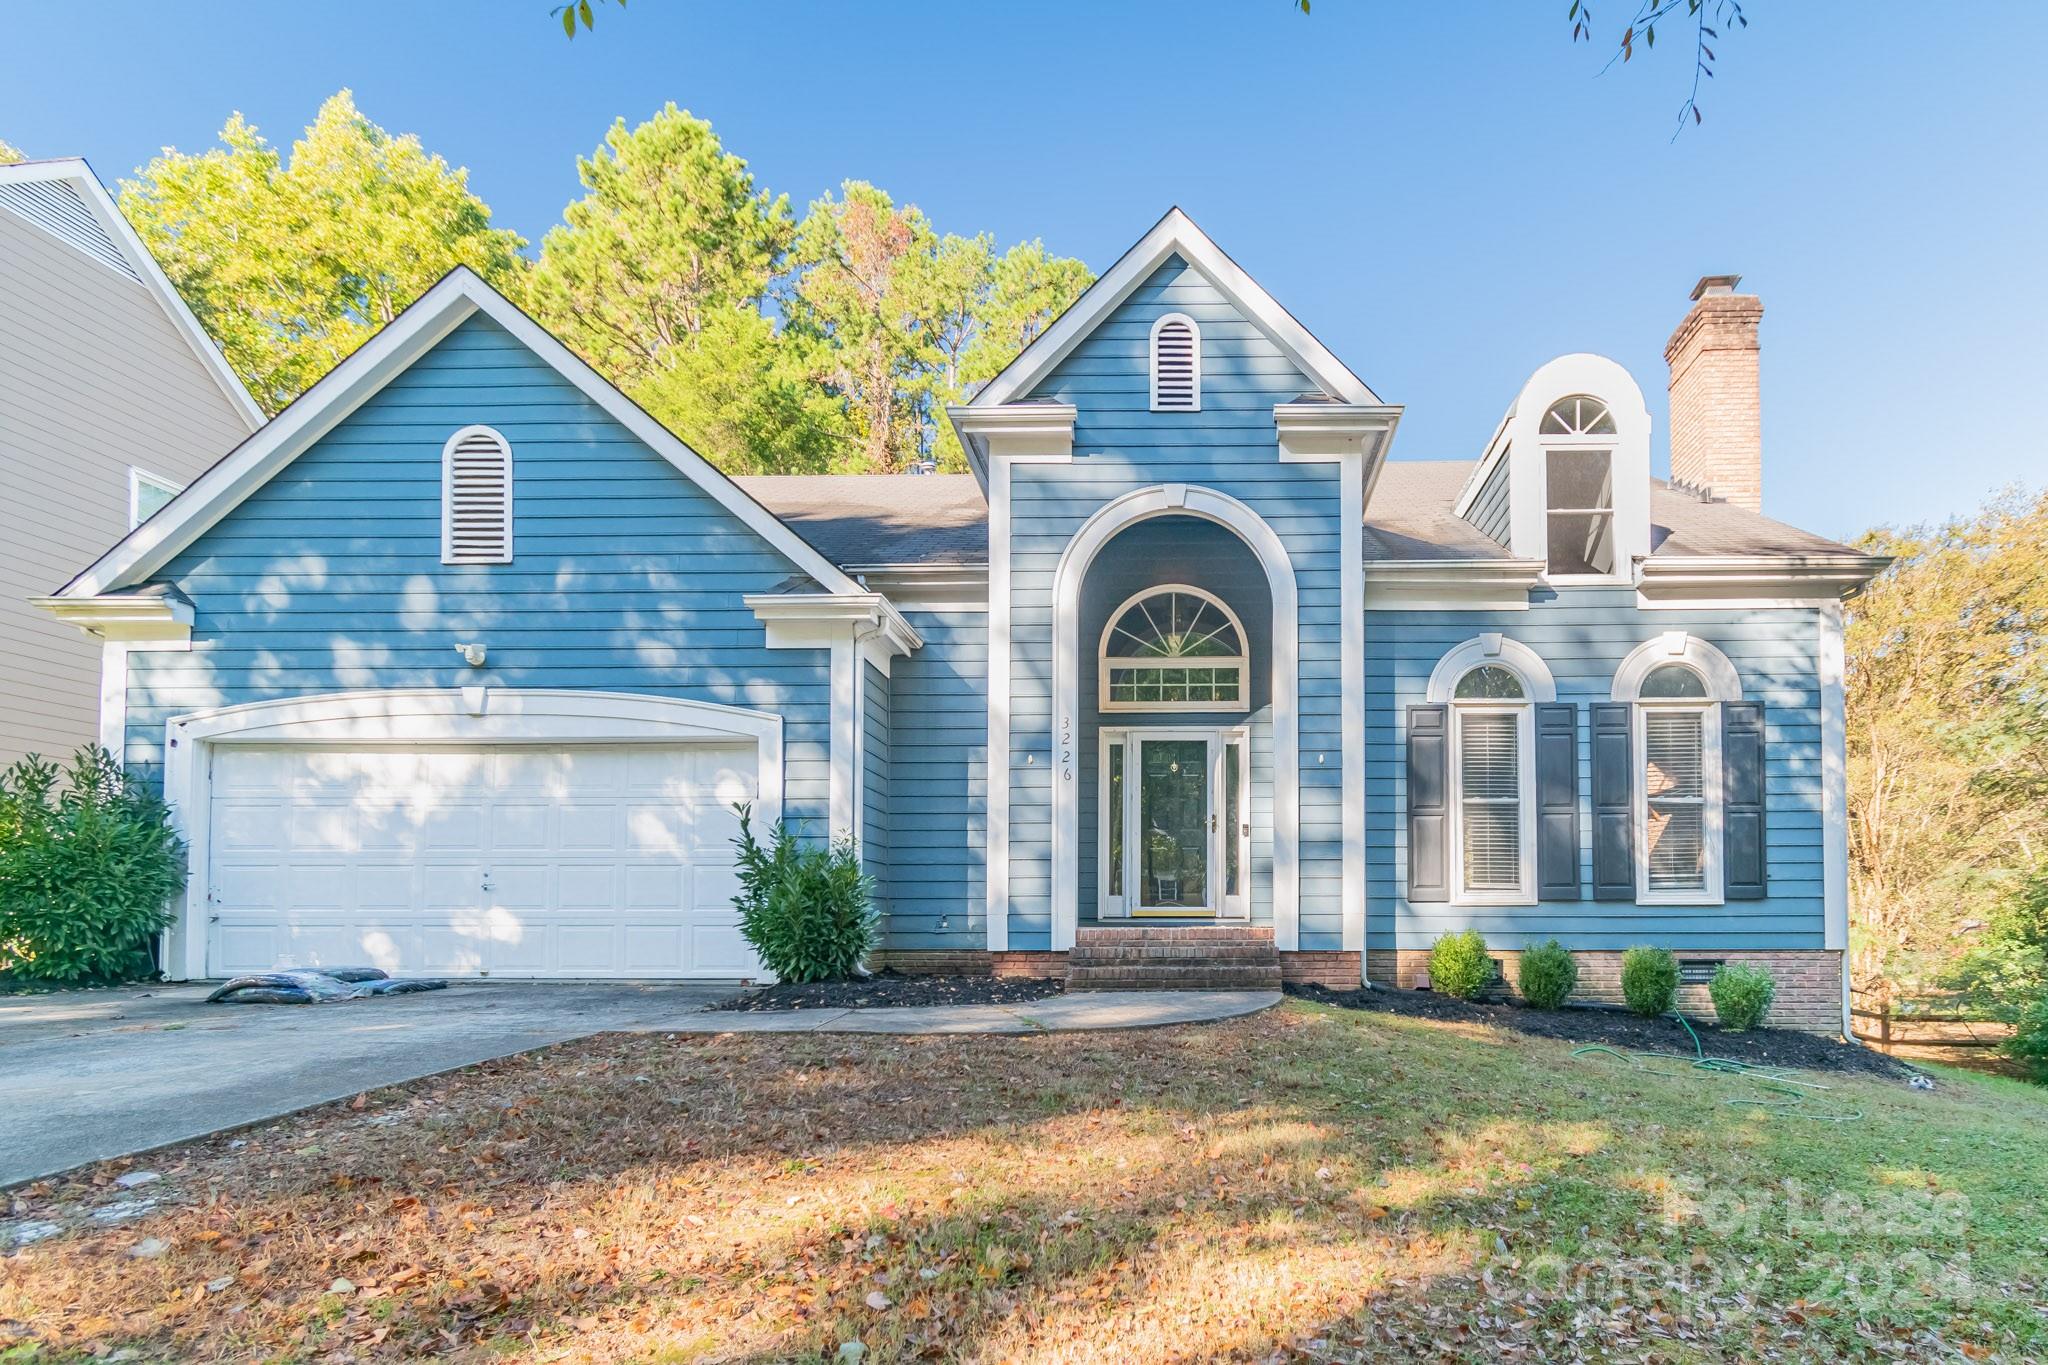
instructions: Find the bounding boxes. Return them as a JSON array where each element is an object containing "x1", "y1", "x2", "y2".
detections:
[{"x1": 206, "y1": 743, "x2": 760, "y2": 979}]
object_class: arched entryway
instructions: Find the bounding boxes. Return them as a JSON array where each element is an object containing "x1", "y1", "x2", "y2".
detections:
[{"x1": 1050, "y1": 484, "x2": 1298, "y2": 951}]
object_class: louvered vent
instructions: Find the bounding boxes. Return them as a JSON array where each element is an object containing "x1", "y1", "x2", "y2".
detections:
[
  {"x1": 1459, "y1": 713, "x2": 1522, "y2": 892},
  {"x1": 1150, "y1": 315, "x2": 1200, "y2": 411},
  {"x1": 442, "y1": 427, "x2": 513, "y2": 564}
]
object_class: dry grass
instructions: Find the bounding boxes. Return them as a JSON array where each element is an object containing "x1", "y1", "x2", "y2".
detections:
[{"x1": 3, "y1": 1000, "x2": 2045, "y2": 1363}]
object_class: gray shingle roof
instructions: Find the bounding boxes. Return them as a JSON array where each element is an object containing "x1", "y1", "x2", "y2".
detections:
[{"x1": 735, "y1": 463, "x2": 1858, "y2": 568}]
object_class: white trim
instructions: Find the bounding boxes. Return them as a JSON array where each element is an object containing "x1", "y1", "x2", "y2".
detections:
[
  {"x1": 98, "y1": 641, "x2": 129, "y2": 762},
  {"x1": 1424, "y1": 635, "x2": 1559, "y2": 705},
  {"x1": 743, "y1": 592, "x2": 923, "y2": 660},
  {"x1": 1634, "y1": 553, "x2": 1887, "y2": 608},
  {"x1": 1363, "y1": 559, "x2": 1546, "y2": 612},
  {"x1": 128, "y1": 467, "x2": 184, "y2": 530},
  {"x1": 831, "y1": 637, "x2": 858, "y2": 838},
  {"x1": 1148, "y1": 312, "x2": 1201, "y2": 412},
  {"x1": 0, "y1": 159, "x2": 262, "y2": 429},
  {"x1": 1632, "y1": 699, "x2": 1725, "y2": 906},
  {"x1": 844, "y1": 564, "x2": 989, "y2": 613},
  {"x1": 33, "y1": 591, "x2": 194, "y2": 644},
  {"x1": 1446, "y1": 701, "x2": 1538, "y2": 906},
  {"x1": 973, "y1": 207, "x2": 1378, "y2": 410},
  {"x1": 1097, "y1": 583, "x2": 1249, "y2": 714},
  {"x1": 1338, "y1": 450, "x2": 1367, "y2": 957},
  {"x1": 1051, "y1": 483, "x2": 1299, "y2": 951},
  {"x1": 1610, "y1": 633, "x2": 1741, "y2": 703},
  {"x1": 159, "y1": 688, "x2": 785, "y2": 981},
  {"x1": 58, "y1": 268, "x2": 868, "y2": 602},
  {"x1": 439, "y1": 424, "x2": 514, "y2": 564},
  {"x1": 1272, "y1": 402, "x2": 1402, "y2": 464},
  {"x1": 986, "y1": 457, "x2": 1013, "y2": 952},
  {"x1": 1818, "y1": 602, "x2": 1850, "y2": 952},
  {"x1": 1097, "y1": 725, "x2": 1250, "y2": 920},
  {"x1": 943, "y1": 402, "x2": 1075, "y2": 492}
]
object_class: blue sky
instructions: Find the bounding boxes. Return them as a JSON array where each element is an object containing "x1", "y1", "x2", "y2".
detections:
[{"x1": 6, "y1": 2, "x2": 2042, "y2": 540}]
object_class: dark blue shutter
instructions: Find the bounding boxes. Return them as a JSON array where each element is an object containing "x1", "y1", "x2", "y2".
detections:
[
  {"x1": 1591, "y1": 703, "x2": 1635, "y2": 901},
  {"x1": 1535, "y1": 703, "x2": 1581, "y2": 901},
  {"x1": 1406, "y1": 704, "x2": 1449, "y2": 903},
  {"x1": 1723, "y1": 702, "x2": 1767, "y2": 900}
]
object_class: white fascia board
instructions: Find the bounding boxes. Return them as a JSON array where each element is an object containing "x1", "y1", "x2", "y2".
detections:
[
  {"x1": 0, "y1": 159, "x2": 263, "y2": 430},
  {"x1": 843, "y1": 563, "x2": 990, "y2": 612},
  {"x1": 1273, "y1": 402, "x2": 1402, "y2": 462},
  {"x1": 1633, "y1": 553, "x2": 1889, "y2": 607},
  {"x1": 973, "y1": 207, "x2": 1379, "y2": 409},
  {"x1": 945, "y1": 402, "x2": 1076, "y2": 491},
  {"x1": 32, "y1": 592, "x2": 194, "y2": 643},
  {"x1": 1451, "y1": 414, "x2": 1515, "y2": 519},
  {"x1": 744, "y1": 592, "x2": 924, "y2": 657},
  {"x1": 60, "y1": 268, "x2": 868, "y2": 602},
  {"x1": 1362, "y1": 559, "x2": 1546, "y2": 611}
]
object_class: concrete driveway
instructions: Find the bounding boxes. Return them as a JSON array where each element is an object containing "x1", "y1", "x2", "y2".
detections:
[{"x1": 0, "y1": 980, "x2": 735, "y2": 1188}]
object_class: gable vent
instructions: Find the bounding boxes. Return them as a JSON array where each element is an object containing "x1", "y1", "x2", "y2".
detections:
[
  {"x1": 1149, "y1": 312, "x2": 1201, "y2": 412},
  {"x1": 441, "y1": 426, "x2": 513, "y2": 564}
]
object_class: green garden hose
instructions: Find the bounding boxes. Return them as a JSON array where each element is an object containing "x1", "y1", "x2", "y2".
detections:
[{"x1": 1571, "y1": 1013, "x2": 1864, "y2": 1122}]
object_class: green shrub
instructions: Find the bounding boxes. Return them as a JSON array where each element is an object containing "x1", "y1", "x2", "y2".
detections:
[
  {"x1": 2009, "y1": 995, "x2": 2048, "y2": 1083},
  {"x1": 0, "y1": 748, "x2": 186, "y2": 984},
  {"x1": 1708, "y1": 962, "x2": 1777, "y2": 1031},
  {"x1": 1620, "y1": 945, "x2": 1680, "y2": 1018},
  {"x1": 1518, "y1": 939, "x2": 1578, "y2": 1009},
  {"x1": 1428, "y1": 930, "x2": 1492, "y2": 1000},
  {"x1": 731, "y1": 804, "x2": 877, "y2": 983}
]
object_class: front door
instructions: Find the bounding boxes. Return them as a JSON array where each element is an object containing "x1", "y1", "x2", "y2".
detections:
[{"x1": 1099, "y1": 727, "x2": 1249, "y2": 919}]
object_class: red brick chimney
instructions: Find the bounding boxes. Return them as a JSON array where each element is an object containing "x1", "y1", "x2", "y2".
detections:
[{"x1": 1664, "y1": 274, "x2": 1764, "y2": 513}]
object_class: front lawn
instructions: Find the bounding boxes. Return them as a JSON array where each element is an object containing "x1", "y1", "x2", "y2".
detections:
[{"x1": 3, "y1": 1000, "x2": 2043, "y2": 1362}]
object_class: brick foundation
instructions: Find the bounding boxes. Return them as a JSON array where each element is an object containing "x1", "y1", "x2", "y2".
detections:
[
  {"x1": 1367, "y1": 947, "x2": 1844, "y2": 1034},
  {"x1": 1279, "y1": 951, "x2": 1362, "y2": 988},
  {"x1": 871, "y1": 947, "x2": 1358, "y2": 986}
]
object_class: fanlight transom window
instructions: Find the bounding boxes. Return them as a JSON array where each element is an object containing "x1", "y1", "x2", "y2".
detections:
[
  {"x1": 1100, "y1": 585, "x2": 1248, "y2": 711},
  {"x1": 1540, "y1": 394, "x2": 1617, "y2": 436}
]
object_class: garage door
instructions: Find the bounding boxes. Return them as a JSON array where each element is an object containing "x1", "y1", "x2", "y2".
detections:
[{"x1": 206, "y1": 743, "x2": 760, "y2": 979}]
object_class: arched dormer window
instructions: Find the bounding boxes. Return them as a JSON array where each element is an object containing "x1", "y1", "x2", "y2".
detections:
[
  {"x1": 1540, "y1": 394, "x2": 1617, "y2": 436},
  {"x1": 1099, "y1": 585, "x2": 1246, "y2": 712},
  {"x1": 441, "y1": 425, "x2": 513, "y2": 564},
  {"x1": 1423, "y1": 636, "x2": 1558, "y2": 903},
  {"x1": 1540, "y1": 394, "x2": 1618, "y2": 578},
  {"x1": 1149, "y1": 313, "x2": 1201, "y2": 411},
  {"x1": 1610, "y1": 634, "x2": 1753, "y2": 905}
]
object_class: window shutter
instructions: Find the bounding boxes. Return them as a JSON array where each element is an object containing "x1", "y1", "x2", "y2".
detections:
[
  {"x1": 1151, "y1": 317, "x2": 1199, "y2": 410},
  {"x1": 442, "y1": 428, "x2": 513, "y2": 564},
  {"x1": 1723, "y1": 701, "x2": 1767, "y2": 900},
  {"x1": 1535, "y1": 703, "x2": 1580, "y2": 900},
  {"x1": 1591, "y1": 703, "x2": 1634, "y2": 900},
  {"x1": 1406, "y1": 704, "x2": 1449, "y2": 903}
]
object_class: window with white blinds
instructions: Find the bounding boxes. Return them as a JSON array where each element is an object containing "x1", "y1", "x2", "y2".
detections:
[
  {"x1": 1644, "y1": 709, "x2": 1706, "y2": 891},
  {"x1": 1458, "y1": 712, "x2": 1523, "y2": 893},
  {"x1": 1149, "y1": 313, "x2": 1200, "y2": 411},
  {"x1": 441, "y1": 426, "x2": 513, "y2": 564}
]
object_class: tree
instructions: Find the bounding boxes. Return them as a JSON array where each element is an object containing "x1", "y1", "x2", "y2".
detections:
[
  {"x1": 1846, "y1": 488, "x2": 2048, "y2": 1004},
  {"x1": 1567, "y1": 0, "x2": 1750, "y2": 131},
  {"x1": 120, "y1": 91, "x2": 527, "y2": 413},
  {"x1": 0, "y1": 139, "x2": 23, "y2": 165},
  {"x1": 527, "y1": 105, "x2": 846, "y2": 472}
]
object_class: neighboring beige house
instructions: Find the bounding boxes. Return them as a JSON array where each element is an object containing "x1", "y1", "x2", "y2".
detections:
[{"x1": 0, "y1": 158, "x2": 260, "y2": 771}]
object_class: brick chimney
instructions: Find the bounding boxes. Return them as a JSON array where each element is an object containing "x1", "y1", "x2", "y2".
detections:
[{"x1": 1664, "y1": 274, "x2": 1764, "y2": 512}]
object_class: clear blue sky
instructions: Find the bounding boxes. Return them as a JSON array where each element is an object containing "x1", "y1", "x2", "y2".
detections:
[{"x1": 7, "y1": 2, "x2": 2042, "y2": 540}]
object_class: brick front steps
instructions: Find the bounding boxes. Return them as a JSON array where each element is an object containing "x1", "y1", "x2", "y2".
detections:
[{"x1": 1065, "y1": 925, "x2": 1283, "y2": 992}]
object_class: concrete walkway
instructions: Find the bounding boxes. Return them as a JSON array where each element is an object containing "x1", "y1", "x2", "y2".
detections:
[
  {"x1": 663, "y1": 989, "x2": 1280, "y2": 1035},
  {"x1": 1, "y1": 984, "x2": 1278, "y2": 1187}
]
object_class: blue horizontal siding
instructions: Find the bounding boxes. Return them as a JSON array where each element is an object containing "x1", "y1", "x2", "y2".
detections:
[
  {"x1": 124, "y1": 313, "x2": 831, "y2": 830},
  {"x1": 882, "y1": 612, "x2": 988, "y2": 949},
  {"x1": 1364, "y1": 586, "x2": 1828, "y2": 952},
  {"x1": 1467, "y1": 458, "x2": 1511, "y2": 545},
  {"x1": 862, "y1": 659, "x2": 890, "y2": 909}
]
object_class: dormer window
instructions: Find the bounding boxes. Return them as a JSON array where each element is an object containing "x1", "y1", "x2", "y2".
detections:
[
  {"x1": 1545, "y1": 448, "x2": 1615, "y2": 576},
  {"x1": 1541, "y1": 394, "x2": 1617, "y2": 436},
  {"x1": 441, "y1": 425, "x2": 513, "y2": 564},
  {"x1": 1149, "y1": 313, "x2": 1200, "y2": 411}
]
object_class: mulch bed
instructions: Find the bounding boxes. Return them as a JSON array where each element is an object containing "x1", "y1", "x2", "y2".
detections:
[
  {"x1": 1285, "y1": 981, "x2": 1917, "y2": 1080},
  {"x1": 712, "y1": 969, "x2": 1066, "y2": 1012}
]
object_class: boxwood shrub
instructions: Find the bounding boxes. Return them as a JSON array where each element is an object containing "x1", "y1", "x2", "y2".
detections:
[
  {"x1": 1428, "y1": 929, "x2": 1492, "y2": 1000},
  {"x1": 0, "y1": 748, "x2": 186, "y2": 984},
  {"x1": 1708, "y1": 962, "x2": 1777, "y2": 1032},
  {"x1": 1620, "y1": 945, "x2": 1680, "y2": 1018},
  {"x1": 1518, "y1": 939, "x2": 1578, "y2": 1009},
  {"x1": 731, "y1": 804, "x2": 877, "y2": 982}
]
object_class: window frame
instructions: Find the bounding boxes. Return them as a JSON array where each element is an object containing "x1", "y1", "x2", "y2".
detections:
[
  {"x1": 1540, "y1": 442, "x2": 1620, "y2": 583},
  {"x1": 128, "y1": 466, "x2": 183, "y2": 530},
  {"x1": 1147, "y1": 311, "x2": 1202, "y2": 412},
  {"x1": 1097, "y1": 583, "x2": 1250, "y2": 714},
  {"x1": 1612, "y1": 636, "x2": 1744, "y2": 906},
  {"x1": 1447, "y1": 675, "x2": 1538, "y2": 905}
]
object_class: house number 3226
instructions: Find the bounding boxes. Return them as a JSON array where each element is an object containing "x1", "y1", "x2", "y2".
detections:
[{"x1": 1059, "y1": 715, "x2": 1073, "y2": 782}]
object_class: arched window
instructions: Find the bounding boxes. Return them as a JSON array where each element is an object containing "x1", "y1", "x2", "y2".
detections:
[
  {"x1": 1425, "y1": 637, "x2": 1556, "y2": 903},
  {"x1": 1149, "y1": 313, "x2": 1201, "y2": 412},
  {"x1": 441, "y1": 425, "x2": 513, "y2": 564},
  {"x1": 1539, "y1": 394, "x2": 1618, "y2": 578},
  {"x1": 1099, "y1": 584, "x2": 1247, "y2": 712},
  {"x1": 1612, "y1": 636, "x2": 1747, "y2": 903}
]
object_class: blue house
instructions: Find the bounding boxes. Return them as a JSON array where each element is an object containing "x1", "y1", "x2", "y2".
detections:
[{"x1": 45, "y1": 211, "x2": 1879, "y2": 1030}]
